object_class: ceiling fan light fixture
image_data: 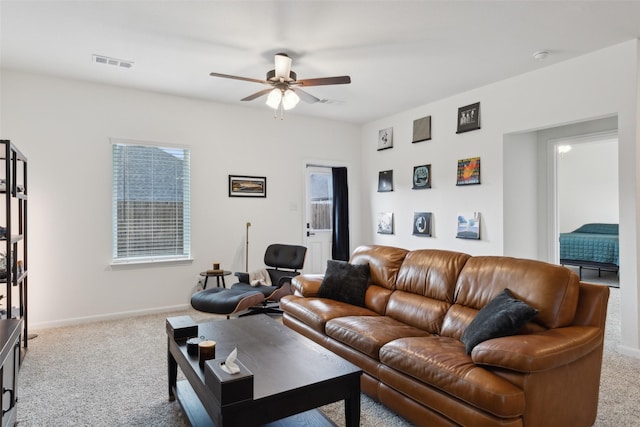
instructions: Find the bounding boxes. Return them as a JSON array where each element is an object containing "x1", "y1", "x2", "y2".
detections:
[
  {"x1": 266, "y1": 88, "x2": 282, "y2": 109},
  {"x1": 274, "y1": 53, "x2": 292, "y2": 79},
  {"x1": 282, "y1": 89, "x2": 300, "y2": 110}
]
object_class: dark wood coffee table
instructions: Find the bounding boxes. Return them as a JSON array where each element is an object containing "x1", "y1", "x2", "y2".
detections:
[{"x1": 168, "y1": 315, "x2": 362, "y2": 427}]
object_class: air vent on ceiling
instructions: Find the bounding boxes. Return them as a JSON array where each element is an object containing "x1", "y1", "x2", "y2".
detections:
[{"x1": 92, "y1": 54, "x2": 134, "y2": 69}]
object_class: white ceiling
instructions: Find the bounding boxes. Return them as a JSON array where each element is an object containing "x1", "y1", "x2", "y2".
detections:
[{"x1": 2, "y1": 1, "x2": 640, "y2": 124}]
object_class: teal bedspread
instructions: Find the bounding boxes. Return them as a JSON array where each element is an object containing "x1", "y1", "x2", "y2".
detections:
[{"x1": 559, "y1": 223, "x2": 619, "y2": 266}]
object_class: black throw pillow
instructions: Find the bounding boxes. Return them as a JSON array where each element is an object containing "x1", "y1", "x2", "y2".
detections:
[
  {"x1": 461, "y1": 288, "x2": 538, "y2": 355},
  {"x1": 318, "y1": 260, "x2": 370, "y2": 307}
]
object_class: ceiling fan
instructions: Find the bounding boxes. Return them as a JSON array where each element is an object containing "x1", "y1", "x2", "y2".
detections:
[{"x1": 209, "y1": 53, "x2": 351, "y2": 118}]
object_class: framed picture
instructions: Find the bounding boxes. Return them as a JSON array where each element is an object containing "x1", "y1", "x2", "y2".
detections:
[
  {"x1": 412, "y1": 116, "x2": 432, "y2": 143},
  {"x1": 413, "y1": 212, "x2": 432, "y2": 236},
  {"x1": 456, "y1": 102, "x2": 480, "y2": 134},
  {"x1": 412, "y1": 164, "x2": 431, "y2": 189},
  {"x1": 377, "y1": 127, "x2": 393, "y2": 151},
  {"x1": 378, "y1": 170, "x2": 394, "y2": 192},
  {"x1": 457, "y1": 212, "x2": 480, "y2": 239},
  {"x1": 377, "y1": 212, "x2": 394, "y2": 234},
  {"x1": 456, "y1": 157, "x2": 480, "y2": 186},
  {"x1": 228, "y1": 175, "x2": 267, "y2": 198}
]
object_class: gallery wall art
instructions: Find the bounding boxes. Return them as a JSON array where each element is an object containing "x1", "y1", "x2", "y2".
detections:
[
  {"x1": 456, "y1": 157, "x2": 480, "y2": 186},
  {"x1": 378, "y1": 127, "x2": 394, "y2": 151},
  {"x1": 378, "y1": 170, "x2": 394, "y2": 192},
  {"x1": 456, "y1": 212, "x2": 480, "y2": 239},
  {"x1": 412, "y1": 116, "x2": 432, "y2": 143},
  {"x1": 413, "y1": 212, "x2": 432, "y2": 236},
  {"x1": 456, "y1": 102, "x2": 480, "y2": 134},
  {"x1": 228, "y1": 175, "x2": 267, "y2": 197},
  {"x1": 377, "y1": 212, "x2": 394, "y2": 234},
  {"x1": 412, "y1": 164, "x2": 431, "y2": 189}
]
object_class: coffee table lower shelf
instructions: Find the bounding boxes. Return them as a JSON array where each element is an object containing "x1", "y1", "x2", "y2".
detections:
[{"x1": 175, "y1": 380, "x2": 337, "y2": 427}]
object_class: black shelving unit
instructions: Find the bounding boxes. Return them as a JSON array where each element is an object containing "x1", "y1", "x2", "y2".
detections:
[{"x1": 0, "y1": 140, "x2": 28, "y2": 357}]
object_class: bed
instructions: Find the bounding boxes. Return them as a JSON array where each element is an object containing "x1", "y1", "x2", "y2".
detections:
[{"x1": 559, "y1": 223, "x2": 619, "y2": 280}]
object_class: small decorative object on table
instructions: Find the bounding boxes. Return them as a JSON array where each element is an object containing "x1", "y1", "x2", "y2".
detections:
[{"x1": 198, "y1": 340, "x2": 217, "y2": 369}]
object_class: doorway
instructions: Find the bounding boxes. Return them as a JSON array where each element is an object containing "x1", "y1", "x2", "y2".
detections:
[
  {"x1": 304, "y1": 166, "x2": 333, "y2": 273},
  {"x1": 551, "y1": 132, "x2": 619, "y2": 260},
  {"x1": 551, "y1": 132, "x2": 619, "y2": 285}
]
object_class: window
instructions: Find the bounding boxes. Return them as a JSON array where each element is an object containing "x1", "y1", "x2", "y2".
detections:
[
  {"x1": 309, "y1": 171, "x2": 333, "y2": 231},
  {"x1": 112, "y1": 141, "x2": 191, "y2": 263}
]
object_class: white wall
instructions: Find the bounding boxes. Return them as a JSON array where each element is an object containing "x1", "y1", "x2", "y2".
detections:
[
  {"x1": 557, "y1": 138, "x2": 618, "y2": 232},
  {"x1": 360, "y1": 40, "x2": 640, "y2": 356},
  {"x1": 0, "y1": 70, "x2": 361, "y2": 328},
  {"x1": 3, "y1": 40, "x2": 640, "y2": 356}
]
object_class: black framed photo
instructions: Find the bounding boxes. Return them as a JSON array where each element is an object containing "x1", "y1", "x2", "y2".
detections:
[
  {"x1": 377, "y1": 127, "x2": 393, "y2": 151},
  {"x1": 413, "y1": 212, "x2": 432, "y2": 236},
  {"x1": 412, "y1": 116, "x2": 432, "y2": 143},
  {"x1": 378, "y1": 170, "x2": 393, "y2": 192},
  {"x1": 228, "y1": 175, "x2": 267, "y2": 197},
  {"x1": 377, "y1": 212, "x2": 394, "y2": 234},
  {"x1": 412, "y1": 164, "x2": 431, "y2": 189},
  {"x1": 456, "y1": 102, "x2": 480, "y2": 134},
  {"x1": 456, "y1": 157, "x2": 480, "y2": 186}
]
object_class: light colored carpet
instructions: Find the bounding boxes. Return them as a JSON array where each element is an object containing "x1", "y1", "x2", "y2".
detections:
[{"x1": 16, "y1": 285, "x2": 637, "y2": 426}]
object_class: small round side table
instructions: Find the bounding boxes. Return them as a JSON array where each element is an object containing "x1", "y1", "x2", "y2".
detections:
[{"x1": 199, "y1": 270, "x2": 232, "y2": 289}]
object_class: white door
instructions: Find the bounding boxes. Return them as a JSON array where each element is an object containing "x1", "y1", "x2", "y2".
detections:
[{"x1": 304, "y1": 166, "x2": 333, "y2": 273}]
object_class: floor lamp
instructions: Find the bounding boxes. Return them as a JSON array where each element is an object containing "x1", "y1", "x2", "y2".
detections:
[{"x1": 245, "y1": 222, "x2": 251, "y2": 272}]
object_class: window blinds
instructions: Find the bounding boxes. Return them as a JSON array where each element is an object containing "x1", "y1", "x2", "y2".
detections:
[{"x1": 112, "y1": 142, "x2": 191, "y2": 263}]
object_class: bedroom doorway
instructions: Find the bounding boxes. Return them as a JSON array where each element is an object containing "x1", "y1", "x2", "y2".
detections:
[{"x1": 552, "y1": 131, "x2": 619, "y2": 285}]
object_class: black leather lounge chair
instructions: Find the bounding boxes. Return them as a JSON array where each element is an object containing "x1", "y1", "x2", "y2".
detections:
[{"x1": 191, "y1": 244, "x2": 307, "y2": 318}]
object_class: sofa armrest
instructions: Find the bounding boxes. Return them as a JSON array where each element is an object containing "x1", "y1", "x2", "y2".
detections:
[
  {"x1": 291, "y1": 274, "x2": 324, "y2": 297},
  {"x1": 471, "y1": 326, "x2": 604, "y2": 372}
]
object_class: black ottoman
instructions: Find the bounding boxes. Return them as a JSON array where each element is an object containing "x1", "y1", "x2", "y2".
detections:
[{"x1": 191, "y1": 287, "x2": 265, "y2": 318}]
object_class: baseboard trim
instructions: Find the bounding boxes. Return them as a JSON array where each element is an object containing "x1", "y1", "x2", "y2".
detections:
[
  {"x1": 30, "y1": 303, "x2": 191, "y2": 330},
  {"x1": 617, "y1": 344, "x2": 640, "y2": 359}
]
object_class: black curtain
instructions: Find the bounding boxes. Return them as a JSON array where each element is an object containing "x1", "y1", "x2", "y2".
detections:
[{"x1": 331, "y1": 167, "x2": 350, "y2": 261}]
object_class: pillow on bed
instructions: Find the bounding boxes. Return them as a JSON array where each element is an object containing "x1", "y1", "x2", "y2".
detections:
[
  {"x1": 461, "y1": 288, "x2": 538, "y2": 355},
  {"x1": 318, "y1": 260, "x2": 370, "y2": 307},
  {"x1": 573, "y1": 223, "x2": 619, "y2": 235}
]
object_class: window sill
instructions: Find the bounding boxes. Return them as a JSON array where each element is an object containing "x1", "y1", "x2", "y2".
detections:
[{"x1": 110, "y1": 257, "x2": 193, "y2": 268}]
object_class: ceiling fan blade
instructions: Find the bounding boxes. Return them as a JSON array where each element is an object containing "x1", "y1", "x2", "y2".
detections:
[
  {"x1": 241, "y1": 88, "x2": 273, "y2": 101},
  {"x1": 274, "y1": 53, "x2": 292, "y2": 80},
  {"x1": 295, "y1": 76, "x2": 351, "y2": 87},
  {"x1": 292, "y1": 88, "x2": 320, "y2": 104},
  {"x1": 209, "y1": 72, "x2": 268, "y2": 85}
]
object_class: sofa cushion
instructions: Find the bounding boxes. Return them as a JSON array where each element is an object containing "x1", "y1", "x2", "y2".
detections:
[
  {"x1": 452, "y1": 256, "x2": 579, "y2": 329},
  {"x1": 280, "y1": 295, "x2": 377, "y2": 333},
  {"x1": 380, "y1": 336, "x2": 525, "y2": 418},
  {"x1": 461, "y1": 288, "x2": 538, "y2": 354},
  {"x1": 349, "y1": 245, "x2": 408, "y2": 290},
  {"x1": 394, "y1": 249, "x2": 471, "y2": 302},
  {"x1": 385, "y1": 291, "x2": 452, "y2": 335},
  {"x1": 326, "y1": 316, "x2": 431, "y2": 360},
  {"x1": 381, "y1": 250, "x2": 470, "y2": 334},
  {"x1": 318, "y1": 260, "x2": 370, "y2": 306}
]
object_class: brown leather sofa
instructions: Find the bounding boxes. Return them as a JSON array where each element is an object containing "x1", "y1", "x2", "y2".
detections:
[{"x1": 280, "y1": 245, "x2": 609, "y2": 427}]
